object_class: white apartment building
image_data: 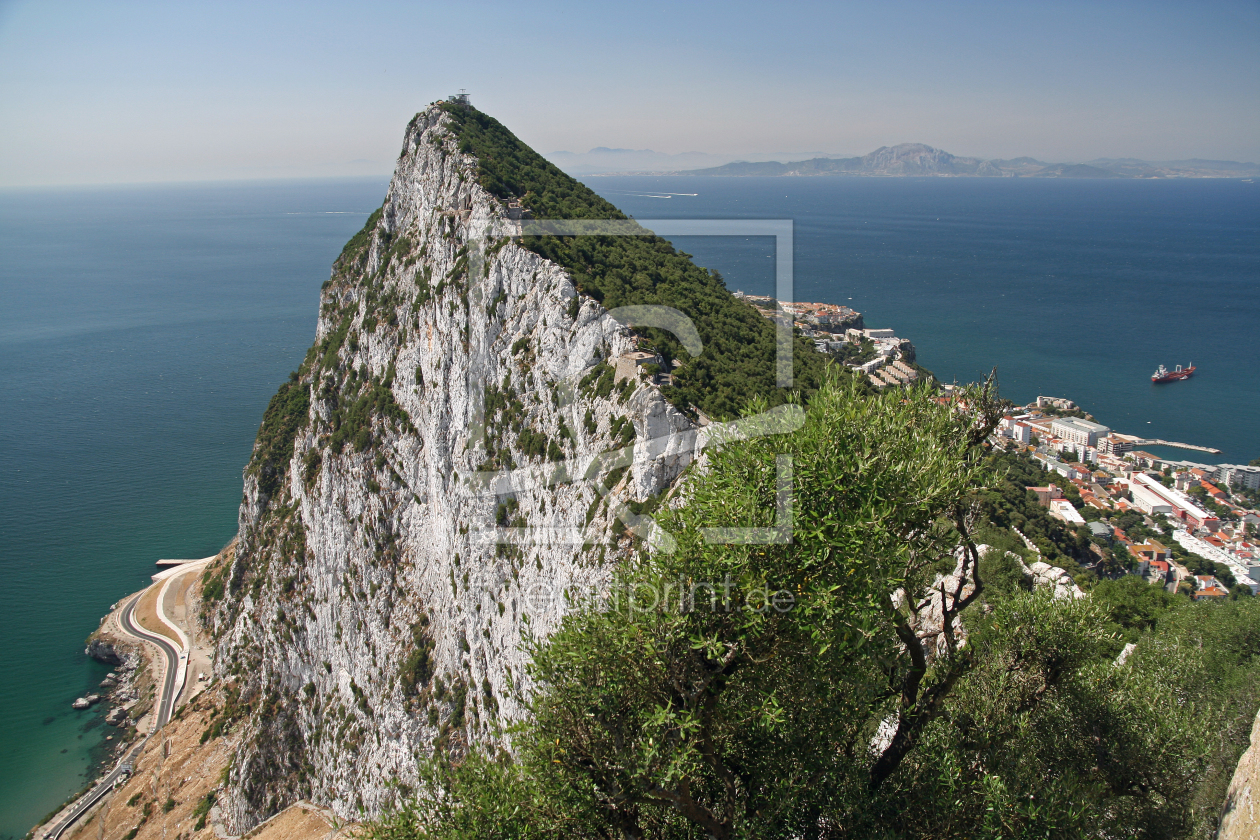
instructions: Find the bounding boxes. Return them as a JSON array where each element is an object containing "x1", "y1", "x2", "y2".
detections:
[
  {"x1": 856, "y1": 358, "x2": 884, "y2": 374},
  {"x1": 1218, "y1": 464, "x2": 1260, "y2": 491},
  {"x1": 1050, "y1": 417, "x2": 1111, "y2": 447},
  {"x1": 1098, "y1": 435, "x2": 1135, "y2": 456}
]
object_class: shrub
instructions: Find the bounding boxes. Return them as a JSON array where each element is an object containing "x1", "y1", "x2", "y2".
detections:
[{"x1": 249, "y1": 378, "x2": 310, "y2": 500}]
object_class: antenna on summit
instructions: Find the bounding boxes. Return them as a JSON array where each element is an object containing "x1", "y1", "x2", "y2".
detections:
[{"x1": 447, "y1": 89, "x2": 471, "y2": 108}]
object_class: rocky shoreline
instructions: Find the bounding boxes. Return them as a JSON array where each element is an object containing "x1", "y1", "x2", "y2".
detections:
[
  {"x1": 25, "y1": 607, "x2": 153, "y2": 840},
  {"x1": 81, "y1": 609, "x2": 147, "y2": 728}
]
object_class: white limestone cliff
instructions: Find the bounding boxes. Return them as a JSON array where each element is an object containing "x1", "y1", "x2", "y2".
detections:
[{"x1": 204, "y1": 104, "x2": 699, "y2": 829}]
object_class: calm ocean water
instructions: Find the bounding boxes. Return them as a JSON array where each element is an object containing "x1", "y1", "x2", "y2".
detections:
[
  {"x1": 0, "y1": 173, "x2": 1256, "y2": 836},
  {"x1": 588, "y1": 176, "x2": 1260, "y2": 463},
  {"x1": 0, "y1": 179, "x2": 387, "y2": 838}
]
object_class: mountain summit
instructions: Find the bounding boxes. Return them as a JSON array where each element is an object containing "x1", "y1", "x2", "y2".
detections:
[{"x1": 198, "y1": 100, "x2": 826, "y2": 828}]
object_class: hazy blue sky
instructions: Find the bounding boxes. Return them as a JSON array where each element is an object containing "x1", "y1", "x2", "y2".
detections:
[{"x1": 1, "y1": 0, "x2": 1257, "y2": 186}]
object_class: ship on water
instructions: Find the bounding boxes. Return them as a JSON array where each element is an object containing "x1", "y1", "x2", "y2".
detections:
[{"x1": 1152, "y1": 363, "x2": 1195, "y2": 383}]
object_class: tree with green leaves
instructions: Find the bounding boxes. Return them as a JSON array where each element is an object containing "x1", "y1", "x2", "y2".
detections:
[
  {"x1": 434, "y1": 102, "x2": 831, "y2": 421},
  {"x1": 373, "y1": 375, "x2": 1007, "y2": 837},
  {"x1": 369, "y1": 376, "x2": 1260, "y2": 839}
]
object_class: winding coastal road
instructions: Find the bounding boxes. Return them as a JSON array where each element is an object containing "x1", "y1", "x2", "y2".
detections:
[
  {"x1": 120, "y1": 592, "x2": 182, "y2": 729},
  {"x1": 42, "y1": 584, "x2": 188, "y2": 840}
]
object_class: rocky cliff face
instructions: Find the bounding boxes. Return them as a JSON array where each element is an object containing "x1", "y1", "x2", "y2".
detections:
[
  {"x1": 204, "y1": 104, "x2": 700, "y2": 829},
  {"x1": 1218, "y1": 707, "x2": 1260, "y2": 840}
]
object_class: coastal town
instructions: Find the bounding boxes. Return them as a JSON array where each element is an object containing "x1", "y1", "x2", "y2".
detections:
[
  {"x1": 992, "y1": 399, "x2": 1260, "y2": 599},
  {"x1": 735, "y1": 292, "x2": 926, "y2": 389},
  {"x1": 738, "y1": 292, "x2": 1260, "y2": 600}
]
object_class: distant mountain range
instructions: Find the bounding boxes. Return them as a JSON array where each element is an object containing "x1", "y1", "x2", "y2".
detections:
[
  {"x1": 545, "y1": 147, "x2": 853, "y2": 175},
  {"x1": 583, "y1": 143, "x2": 1260, "y2": 179}
]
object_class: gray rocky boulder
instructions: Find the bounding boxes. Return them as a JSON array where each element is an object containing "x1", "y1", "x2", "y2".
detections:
[{"x1": 1025, "y1": 560, "x2": 1087, "y2": 600}]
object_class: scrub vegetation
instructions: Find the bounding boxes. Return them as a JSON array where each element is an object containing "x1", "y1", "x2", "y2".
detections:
[{"x1": 369, "y1": 376, "x2": 1260, "y2": 839}]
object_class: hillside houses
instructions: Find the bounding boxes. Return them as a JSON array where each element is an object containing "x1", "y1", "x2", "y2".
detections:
[
  {"x1": 990, "y1": 398, "x2": 1260, "y2": 594},
  {"x1": 733, "y1": 293, "x2": 925, "y2": 390}
]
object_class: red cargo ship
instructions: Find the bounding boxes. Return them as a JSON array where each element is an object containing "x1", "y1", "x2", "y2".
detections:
[{"x1": 1152, "y1": 363, "x2": 1195, "y2": 383}]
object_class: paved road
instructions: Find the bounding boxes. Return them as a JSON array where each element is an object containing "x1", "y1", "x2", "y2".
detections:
[
  {"x1": 120, "y1": 591, "x2": 182, "y2": 729},
  {"x1": 42, "y1": 592, "x2": 183, "y2": 840}
]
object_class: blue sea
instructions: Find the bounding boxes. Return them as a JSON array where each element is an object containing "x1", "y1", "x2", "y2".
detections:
[
  {"x1": 0, "y1": 179, "x2": 388, "y2": 839},
  {"x1": 0, "y1": 174, "x2": 1256, "y2": 837},
  {"x1": 590, "y1": 176, "x2": 1260, "y2": 462}
]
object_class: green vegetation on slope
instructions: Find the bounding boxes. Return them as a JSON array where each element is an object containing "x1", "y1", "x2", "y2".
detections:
[
  {"x1": 979, "y1": 449, "x2": 1097, "y2": 575},
  {"x1": 369, "y1": 377, "x2": 1260, "y2": 839},
  {"x1": 329, "y1": 206, "x2": 384, "y2": 285},
  {"x1": 439, "y1": 103, "x2": 832, "y2": 420},
  {"x1": 249, "y1": 373, "x2": 311, "y2": 499}
]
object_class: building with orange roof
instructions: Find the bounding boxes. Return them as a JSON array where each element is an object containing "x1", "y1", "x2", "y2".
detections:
[
  {"x1": 1138, "y1": 558, "x2": 1171, "y2": 583},
  {"x1": 1130, "y1": 541, "x2": 1169, "y2": 564},
  {"x1": 1201, "y1": 481, "x2": 1226, "y2": 499}
]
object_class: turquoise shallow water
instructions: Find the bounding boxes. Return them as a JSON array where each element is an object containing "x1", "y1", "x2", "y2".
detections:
[
  {"x1": 1, "y1": 174, "x2": 1256, "y2": 837},
  {"x1": 0, "y1": 179, "x2": 387, "y2": 839}
]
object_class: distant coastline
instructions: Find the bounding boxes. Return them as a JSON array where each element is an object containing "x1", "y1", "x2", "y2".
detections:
[{"x1": 582, "y1": 143, "x2": 1260, "y2": 179}]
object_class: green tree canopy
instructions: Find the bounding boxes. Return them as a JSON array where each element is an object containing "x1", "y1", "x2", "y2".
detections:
[{"x1": 370, "y1": 376, "x2": 1260, "y2": 839}]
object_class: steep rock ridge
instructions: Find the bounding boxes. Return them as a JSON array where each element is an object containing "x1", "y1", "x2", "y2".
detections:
[
  {"x1": 1218, "y1": 707, "x2": 1260, "y2": 839},
  {"x1": 204, "y1": 104, "x2": 700, "y2": 829}
]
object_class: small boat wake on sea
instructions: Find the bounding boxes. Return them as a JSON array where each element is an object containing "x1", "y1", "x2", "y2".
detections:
[{"x1": 1152, "y1": 363, "x2": 1195, "y2": 383}]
